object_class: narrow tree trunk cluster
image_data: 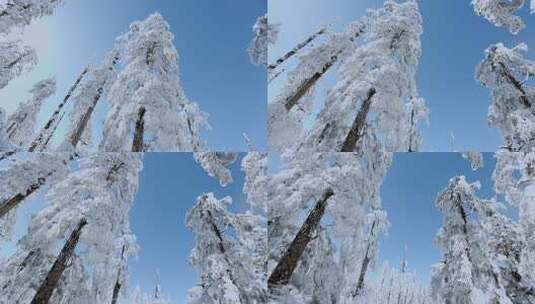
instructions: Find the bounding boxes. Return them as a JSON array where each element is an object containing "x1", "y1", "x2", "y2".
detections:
[
  {"x1": 31, "y1": 218, "x2": 87, "y2": 304},
  {"x1": 29, "y1": 67, "x2": 89, "y2": 152},
  {"x1": 268, "y1": 27, "x2": 327, "y2": 72},
  {"x1": 268, "y1": 188, "x2": 335, "y2": 290}
]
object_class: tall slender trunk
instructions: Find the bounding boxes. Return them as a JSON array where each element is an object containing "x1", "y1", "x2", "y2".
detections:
[
  {"x1": 340, "y1": 88, "x2": 376, "y2": 152},
  {"x1": 268, "y1": 27, "x2": 326, "y2": 72},
  {"x1": 0, "y1": 172, "x2": 52, "y2": 218},
  {"x1": 268, "y1": 189, "x2": 335, "y2": 290},
  {"x1": 29, "y1": 67, "x2": 88, "y2": 152},
  {"x1": 132, "y1": 107, "x2": 146, "y2": 152},
  {"x1": 352, "y1": 220, "x2": 377, "y2": 297},
  {"x1": 408, "y1": 108, "x2": 416, "y2": 152},
  {"x1": 70, "y1": 55, "x2": 118, "y2": 150},
  {"x1": 201, "y1": 206, "x2": 247, "y2": 303},
  {"x1": 497, "y1": 61, "x2": 531, "y2": 108},
  {"x1": 69, "y1": 87, "x2": 102, "y2": 149},
  {"x1": 31, "y1": 218, "x2": 87, "y2": 304},
  {"x1": 110, "y1": 245, "x2": 126, "y2": 304}
]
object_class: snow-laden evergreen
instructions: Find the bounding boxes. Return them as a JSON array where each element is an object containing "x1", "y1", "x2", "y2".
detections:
[
  {"x1": 268, "y1": 0, "x2": 427, "y2": 153},
  {"x1": 100, "y1": 13, "x2": 208, "y2": 152},
  {"x1": 476, "y1": 43, "x2": 535, "y2": 152},
  {"x1": 0, "y1": 0, "x2": 63, "y2": 35},
  {"x1": 187, "y1": 153, "x2": 268, "y2": 304},
  {"x1": 472, "y1": 0, "x2": 527, "y2": 34},
  {"x1": 248, "y1": 14, "x2": 280, "y2": 66},
  {"x1": 5, "y1": 77, "x2": 55, "y2": 148},
  {"x1": 0, "y1": 40, "x2": 37, "y2": 90}
]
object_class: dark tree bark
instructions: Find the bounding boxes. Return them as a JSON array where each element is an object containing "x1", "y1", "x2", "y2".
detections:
[
  {"x1": 29, "y1": 67, "x2": 89, "y2": 152},
  {"x1": 268, "y1": 189, "x2": 335, "y2": 290},
  {"x1": 132, "y1": 107, "x2": 146, "y2": 152},
  {"x1": 340, "y1": 88, "x2": 376, "y2": 152},
  {"x1": 268, "y1": 27, "x2": 327, "y2": 72},
  {"x1": 352, "y1": 220, "x2": 378, "y2": 298},
  {"x1": 110, "y1": 245, "x2": 126, "y2": 304},
  {"x1": 31, "y1": 218, "x2": 87, "y2": 304},
  {"x1": 0, "y1": 172, "x2": 52, "y2": 218},
  {"x1": 496, "y1": 61, "x2": 532, "y2": 108}
]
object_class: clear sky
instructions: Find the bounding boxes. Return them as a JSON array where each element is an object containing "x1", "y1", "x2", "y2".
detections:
[
  {"x1": 268, "y1": 0, "x2": 535, "y2": 152},
  {"x1": 0, "y1": 0, "x2": 267, "y2": 151}
]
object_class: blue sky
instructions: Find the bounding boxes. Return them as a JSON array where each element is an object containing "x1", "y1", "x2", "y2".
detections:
[
  {"x1": 268, "y1": 0, "x2": 535, "y2": 152},
  {"x1": 0, "y1": 0, "x2": 266, "y2": 151}
]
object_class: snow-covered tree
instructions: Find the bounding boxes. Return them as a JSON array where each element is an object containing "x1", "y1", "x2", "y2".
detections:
[
  {"x1": 0, "y1": 153, "x2": 69, "y2": 242},
  {"x1": 0, "y1": 0, "x2": 64, "y2": 35},
  {"x1": 269, "y1": 0, "x2": 427, "y2": 153},
  {"x1": 4, "y1": 77, "x2": 55, "y2": 148},
  {"x1": 194, "y1": 152, "x2": 238, "y2": 187},
  {"x1": 431, "y1": 176, "x2": 510, "y2": 304},
  {"x1": 476, "y1": 43, "x2": 535, "y2": 152},
  {"x1": 186, "y1": 193, "x2": 266, "y2": 304},
  {"x1": 267, "y1": 20, "x2": 364, "y2": 151},
  {"x1": 0, "y1": 153, "x2": 142, "y2": 303},
  {"x1": 100, "y1": 13, "x2": 208, "y2": 152},
  {"x1": 267, "y1": 150, "x2": 392, "y2": 302},
  {"x1": 472, "y1": 0, "x2": 526, "y2": 34},
  {"x1": 0, "y1": 40, "x2": 37, "y2": 90},
  {"x1": 248, "y1": 14, "x2": 280, "y2": 66},
  {"x1": 302, "y1": 0, "x2": 425, "y2": 153}
]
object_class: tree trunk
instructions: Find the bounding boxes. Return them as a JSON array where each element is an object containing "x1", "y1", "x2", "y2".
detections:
[
  {"x1": 497, "y1": 62, "x2": 531, "y2": 108},
  {"x1": 69, "y1": 54, "x2": 119, "y2": 149},
  {"x1": 268, "y1": 188, "x2": 335, "y2": 290},
  {"x1": 0, "y1": 172, "x2": 52, "y2": 218},
  {"x1": 352, "y1": 220, "x2": 377, "y2": 297},
  {"x1": 268, "y1": 27, "x2": 326, "y2": 72},
  {"x1": 132, "y1": 107, "x2": 146, "y2": 152},
  {"x1": 29, "y1": 67, "x2": 88, "y2": 152},
  {"x1": 110, "y1": 245, "x2": 126, "y2": 304},
  {"x1": 340, "y1": 88, "x2": 376, "y2": 152},
  {"x1": 69, "y1": 87, "x2": 103, "y2": 149},
  {"x1": 284, "y1": 52, "x2": 341, "y2": 112},
  {"x1": 408, "y1": 108, "x2": 416, "y2": 152},
  {"x1": 31, "y1": 218, "x2": 87, "y2": 304},
  {"x1": 0, "y1": 150, "x2": 16, "y2": 162}
]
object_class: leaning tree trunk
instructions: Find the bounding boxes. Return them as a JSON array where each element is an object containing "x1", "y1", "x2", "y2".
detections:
[
  {"x1": 497, "y1": 61, "x2": 531, "y2": 108},
  {"x1": 201, "y1": 207, "x2": 247, "y2": 303},
  {"x1": 29, "y1": 67, "x2": 88, "y2": 152},
  {"x1": 284, "y1": 51, "x2": 341, "y2": 112},
  {"x1": 69, "y1": 54, "x2": 119, "y2": 150},
  {"x1": 31, "y1": 218, "x2": 87, "y2": 304},
  {"x1": 0, "y1": 172, "x2": 53, "y2": 218},
  {"x1": 340, "y1": 88, "x2": 376, "y2": 152},
  {"x1": 268, "y1": 27, "x2": 327, "y2": 72},
  {"x1": 283, "y1": 28, "x2": 364, "y2": 112},
  {"x1": 132, "y1": 107, "x2": 146, "y2": 152},
  {"x1": 268, "y1": 188, "x2": 335, "y2": 290},
  {"x1": 110, "y1": 245, "x2": 126, "y2": 304},
  {"x1": 352, "y1": 219, "x2": 377, "y2": 298}
]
